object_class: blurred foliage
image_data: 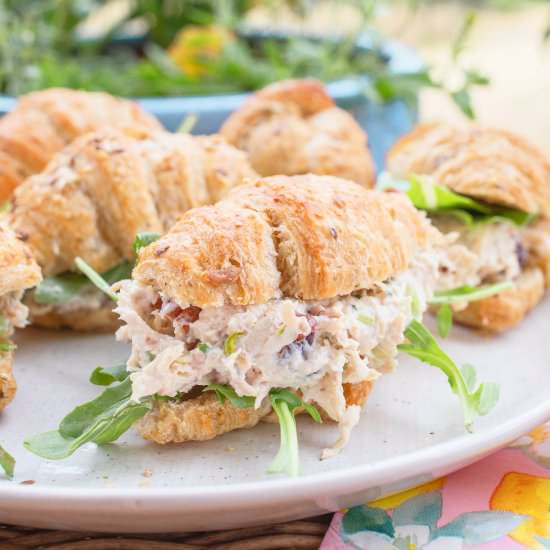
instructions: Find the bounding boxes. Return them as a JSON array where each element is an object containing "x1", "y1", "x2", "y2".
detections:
[{"x1": 0, "y1": 0, "x2": 489, "y2": 117}]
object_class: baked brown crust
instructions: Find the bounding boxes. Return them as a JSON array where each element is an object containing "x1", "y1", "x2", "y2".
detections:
[
  {"x1": 135, "y1": 175, "x2": 437, "y2": 307},
  {"x1": 0, "y1": 349, "x2": 16, "y2": 411},
  {"x1": 220, "y1": 79, "x2": 375, "y2": 187},
  {"x1": 10, "y1": 130, "x2": 256, "y2": 277},
  {"x1": 387, "y1": 122, "x2": 550, "y2": 218},
  {"x1": 9, "y1": 130, "x2": 256, "y2": 330},
  {"x1": 0, "y1": 88, "x2": 162, "y2": 201},
  {"x1": 138, "y1": 380, "x2": 374, "y2": 444},
  {"x1": 453, "y1": 268, "x2": 545, "y2": 332},
  {"x1": 0, "y1": 225, "x2": 41, "y2": 410},
  {"x1": 138, "y1": 392, "x2": 272, "y2": 444},
  {"x1": 0, "y1": 224, "x2": 42, "y2": 296},
  {"x1": 194, "y1": 134, "x2": 257, "y2": 203}
]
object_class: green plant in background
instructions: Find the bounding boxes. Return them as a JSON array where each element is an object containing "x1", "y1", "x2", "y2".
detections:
[
  {"x1": 370, "y1": 10, "x2": 489, "y2": 118},
  {"x1": 0, "y1": 0, "x2": 488, "y2": 117}
]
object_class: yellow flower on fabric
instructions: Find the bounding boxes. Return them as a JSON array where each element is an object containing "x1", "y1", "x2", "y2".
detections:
[
  {"x1": 490, "y1": 472, "x2": 550, "y2": 550},
  {"x1": 168, "y1": 25, "x2": 233, "y2": 77},
  {"x1": 370, "y1": 478, "x2": 446, "y2": 510}
]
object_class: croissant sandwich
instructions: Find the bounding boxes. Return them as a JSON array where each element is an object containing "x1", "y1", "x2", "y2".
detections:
[
  {"x1": 0, "y1": 224, "x2": 41, "y2": 410},
  {"x1": 386, "y1": 122, "x2": 550, "y2": 333},
  {"x1": 25, "y1": 175, "x2": 498, "y2": 476},
  {"x1": 0, "y1": 88, "x2": 162, "y2": 201},
  {"x1": 10, "y1": 129, "x2": 257, "y2": 332},
  {"x1": 221, "y1": 79, "x2": 375, "y2": 187}
]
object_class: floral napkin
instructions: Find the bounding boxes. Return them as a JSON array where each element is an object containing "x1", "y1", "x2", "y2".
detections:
[{"x1": 321, "y1": 423, "x2": 550, "y2": 549}]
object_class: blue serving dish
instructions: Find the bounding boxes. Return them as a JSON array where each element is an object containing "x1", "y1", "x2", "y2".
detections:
[{"x1": 0, "y1": 39, "x2": 421, "y2": 170}]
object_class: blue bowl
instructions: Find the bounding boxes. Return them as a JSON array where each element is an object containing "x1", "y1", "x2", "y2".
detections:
[{"x1": 0, "y1": 40, "x2": 421, "y2": 170}]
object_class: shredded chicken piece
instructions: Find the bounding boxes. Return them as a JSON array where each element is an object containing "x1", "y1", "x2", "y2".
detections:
[
  {"x1": 321, "y1": 405, "x2": 361, "y2": 460},
  {"x1": 433, "y1": 215, "x2": 522, "y2": 287}
]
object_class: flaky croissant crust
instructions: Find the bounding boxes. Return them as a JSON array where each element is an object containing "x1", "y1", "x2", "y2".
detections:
[
  {"x1": 221, "y1": 79, "x2": 376, "y2": 188},
  {"x1": 134, "y1": 174, "x2": 438, "y2": 308},
  {"x1": 0, "y1": 224, "x2": 41, "y2": 296},
  {"x1": 10, "y1": 130, "x2": 257, "y2": 278},
  {"x1": 387, "y1": 122, "x2": 550, "y2": 218},
  {"x1": 0, "y1": 88, "x2": 163, "y2": 201}
]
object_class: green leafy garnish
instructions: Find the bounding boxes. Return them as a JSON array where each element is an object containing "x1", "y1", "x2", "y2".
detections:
[
  {"x1": 0, "y1": 341, "x2": 14, "y2": 352},
  {"x1": 277, "y1": 324, "x2": 286, "y2": 336},
  {"x1": 89, "y1": 363, "x2": 128, "y2": 386},
  {"x1": 133, "y1": 232, "x2": 161, "y2": 255},
  {"x1": 436, "y1": 303, "x2": 453, "y2": 338},
  {"x1": 268, "y1": 389, "x2": 322, "y2": 478},
  {"x1": 430, "y1": 282, "x2": 513, "y2": 337},
  {"x1": 358, "y1": 314, "x2": 374, "y2": 326},
  {"x1": 34, "y1": 272, "x2": 90, "y2": 305},
  {"x1": 205, "y1": 385, "x2": 321, "y2": 477},
  {"x1": 34, "y1": 261, "x2": 132, "y2": 305},
  {"x1": 24, "y1": 401, "x2": 149, "y2": 460},
  {"x1": 0, "y1": 445, "x2": 15, "y2": 479},
  {"x1": 398, "y1": 320, "x2": 500, "y2": 431},
  {"x1": 203, "y1": 384, "x2": 255, "y2": 408},
  {"x1": 197, "y1": 342, "x2": 210, "y2": 354},
  {"x1": 24, "y1": 378, "x2": 150, "y2": 460},
  {"x1": 431, "y1": 282, "x2": 513, "y2": 305},
  {"x1": 35, "y1": 232, "x2": 157, "y2": 306},
  {"x1": 379, "y1": 173, "x2": 535, "y2": 227},
  {"x1": 223, "y1": 332, "x2": 245, "y2": 356},
  {"x1": 75, "y1": 257, "x2": 119, "y2": 302}
]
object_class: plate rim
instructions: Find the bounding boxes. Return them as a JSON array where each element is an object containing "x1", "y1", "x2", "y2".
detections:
[{"x1": 2, "y1": 396, "x2": 549, "y2": 505}]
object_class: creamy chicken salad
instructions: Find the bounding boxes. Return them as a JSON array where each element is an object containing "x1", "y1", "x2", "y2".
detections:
[{"x1": 0, "y1": 291, "x2": 29, "y2": 343}]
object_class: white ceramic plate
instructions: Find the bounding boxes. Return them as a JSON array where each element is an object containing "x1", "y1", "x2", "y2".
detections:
[{"x1": 0, "y1": 298, "x2": 549, "y2": 533}]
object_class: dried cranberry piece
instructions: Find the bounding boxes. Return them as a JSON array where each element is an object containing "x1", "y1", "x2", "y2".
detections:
[
  {"x1": 515, "y1": 241, "x2": 528, "y2": 267},
  {"x1": 278, "y1": 313, "x2": 317, "y2": 361}
]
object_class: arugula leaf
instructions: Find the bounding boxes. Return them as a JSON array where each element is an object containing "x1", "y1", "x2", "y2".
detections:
[
  {"x1": 378, "y1": 173, "x2": 534, "y2": 227},
  {"x1": 398, "y1": 320, "x2": 500, "y2": 431},
  {"x1": 132, "y1": 232, "x2": 161, "y2": 255},
  {"x1": 35, "y1": 233, "x2": 152, "y2": 306},
  {"x1": 33, "y1": 272, "x2": 90, "y2": 305},
  {"x1": 431, "y1": 282, "x2": 513, "y2": 305},
  {"x1": 90, "y1": 363, "x2": 128, "y2": 386},
  {"x1": 0, "y1": 445, "x2": 15, "y2": 479},
  {"x1": 205, "y1": 385, "x2": 321, "y2": 477},
  {"x1": 437, "y1": 303, "x2": 453, "y2": 338},
  {"x1": 267, "y1": 390, "x2": 321, "y2": 478},
  {"x1": 203, "y1": 384, "x2": 255, "y2": 408},
  {"x1": 34, "y1": 261, "x2": 132, "y2": 306},
  {"x1": 75, "y1": 257, "x2": 119, "y2": 302},
  {"x1": 0, "y1": 341, "x2": 14, "y2": 352},
  {"x1": 24, "y1": 400, "x2": 149, "y2": 460},
  {"x1": 59, "y1": 378, "x2": 133, "y2": 439},
  {"x1": 24, "y1": 378, "x2": 151, "y2": 460},
  {"x1": 268, "y1": 398, "x2": 299, "y2": 477}
]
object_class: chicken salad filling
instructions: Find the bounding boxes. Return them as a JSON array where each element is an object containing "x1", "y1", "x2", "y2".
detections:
[
  {"x1": 115, "y1": 248, "x2": 440, "y2": 424},
  {"x1": 0, "y1": 291, "x2": 28, "y2": 350},
  {"x1": 432, "y1": 215, "x2": 524, "y2": 287},
  {"x1": 23, "y1": 233, "x2": 501, "y2": 479}
]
